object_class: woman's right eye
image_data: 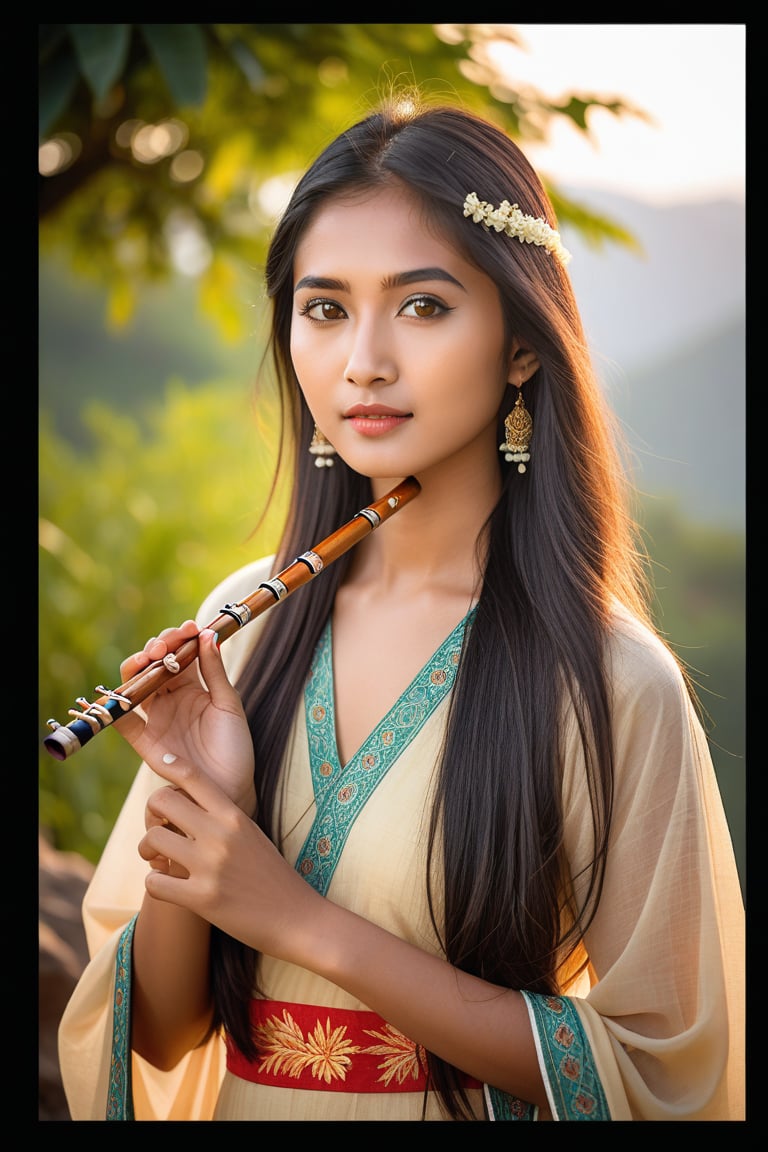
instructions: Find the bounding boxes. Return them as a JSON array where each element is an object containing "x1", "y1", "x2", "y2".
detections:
[{"x1": 298, "y1": 299, "x2": 346, "y2": 321}]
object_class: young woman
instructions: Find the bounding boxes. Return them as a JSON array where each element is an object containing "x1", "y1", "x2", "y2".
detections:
[{"x1": 57, "y1": 101, "x2": 744, "y2": 1121}]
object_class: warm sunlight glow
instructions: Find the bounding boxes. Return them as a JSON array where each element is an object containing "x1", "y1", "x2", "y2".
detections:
[
  {"x1": 170, "y1": 150, "x2": 205, "y2": 183},
  {"x1": 39, "y1": 134, "x2": 82, "y2": 176},
  {"x1": 252, "y1": 174, "x2": 297, "y2": 221},
  {"x1": 120, "y1": 118, "x2": 190, "y2": 165}
]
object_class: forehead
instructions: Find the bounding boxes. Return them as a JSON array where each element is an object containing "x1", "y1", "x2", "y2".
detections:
[{"x1": 294, "y1": 185, "x2": 466, "y2": 270}]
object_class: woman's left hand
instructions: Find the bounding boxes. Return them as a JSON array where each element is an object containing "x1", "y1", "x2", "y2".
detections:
[{"x1": 139, "y1": 752, "x2": 323, "y2": 962}]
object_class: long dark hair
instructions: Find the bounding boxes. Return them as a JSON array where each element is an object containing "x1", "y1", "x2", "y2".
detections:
[{"x1": 212, "y1": 100, "x2": 657, "y2": 1119}]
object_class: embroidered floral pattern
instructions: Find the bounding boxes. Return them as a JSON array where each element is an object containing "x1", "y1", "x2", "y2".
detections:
[
  {"x1": 361, "y1": 1022, "x2": 425, "y2": 1085},
  {"x1": 521, "y1": 992, "x2": 609, "y2": 1120},
  {"x1": 485, "y1": 1085, "x2": 534, "y2": 1121},
  {"x1": 254, "y1": 1009, "x2": 361, "y2": 1084},
  {"x1": 574, "y1": 1093, "x2": 596, "y2": 1116},
  {"x1": 252, "y1": 1009, "x2": 424, "y2": 1088},
  {"x1": 555, "y1": 1022, "x2": 575, "y2": 1048}
]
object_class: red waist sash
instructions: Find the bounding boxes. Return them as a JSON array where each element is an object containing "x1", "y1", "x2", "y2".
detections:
[{"x1": 226, "y1": 999, "x2": 481, "y2": 1095}]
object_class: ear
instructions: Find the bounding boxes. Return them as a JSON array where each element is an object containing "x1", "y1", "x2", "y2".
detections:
[{"x1": 507, "y1": 341, "x2": 541, "y2": 389}]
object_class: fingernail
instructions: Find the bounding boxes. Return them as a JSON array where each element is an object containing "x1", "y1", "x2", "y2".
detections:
[{"x1": 162, "y1": 753, "x2": 177, "y2": 764}]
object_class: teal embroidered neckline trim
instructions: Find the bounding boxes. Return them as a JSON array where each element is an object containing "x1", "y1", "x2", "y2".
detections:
[{"x1": 297, "y1": 609, "x2": 476, "y2": 894}]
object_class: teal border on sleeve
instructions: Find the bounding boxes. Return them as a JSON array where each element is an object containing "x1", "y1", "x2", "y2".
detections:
[
  {"x1": 521, "y1": 991, "x2": 611, "y2": 1120},
  {"x1": 106, "y1": 913, "x2": 138, "y2": 1121},
  {"x1": 484, "y1": 1083, "x2": 535, "y2": 1120}
]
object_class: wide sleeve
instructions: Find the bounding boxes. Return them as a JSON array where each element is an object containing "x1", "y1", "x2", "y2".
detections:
[
  {"x1": 536, "y1": 611, "x2": 745, "y2": 1121},
  {"x1": 57, "y1": 557, "x2": 276, "y2": 1121}
]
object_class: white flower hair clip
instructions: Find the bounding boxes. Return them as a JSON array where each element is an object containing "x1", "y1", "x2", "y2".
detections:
[{"x1": 462, "y1": 192, "x2": 572, "y2": 266}]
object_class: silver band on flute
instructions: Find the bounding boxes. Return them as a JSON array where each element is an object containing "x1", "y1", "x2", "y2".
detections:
[
  {"x1": 219, "y1": 601, "x2": 253, "y2": 628},
  {"x1": 258, "y1": 578, "x2": 289, "y2": 601},
  {"x1": 295, "y1": 550, "x2": 324, "y2": 574},
  {"x1": 356, "y1": 508, "x2": 381, "y2": 528}
]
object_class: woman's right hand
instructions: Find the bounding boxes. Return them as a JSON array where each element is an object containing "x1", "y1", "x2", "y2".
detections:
[{"x1": 114, "y1": 623, "x2": 256, "y2": 816}]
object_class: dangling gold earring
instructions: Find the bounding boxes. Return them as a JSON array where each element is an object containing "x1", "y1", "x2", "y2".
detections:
[
  {"x1": 499, "y1": 389, "x2": 533, "y2": 473},
  {"x1": 309, "y1": 424, "x2": 337, "y2": 468}
]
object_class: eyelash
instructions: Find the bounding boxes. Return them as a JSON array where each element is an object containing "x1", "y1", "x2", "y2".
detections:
[{"x1": 297, "y1": 294, "x2": 450, "y2": 323}]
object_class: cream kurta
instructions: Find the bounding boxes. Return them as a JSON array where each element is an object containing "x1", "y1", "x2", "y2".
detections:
[{"x1": 58, "y1": 557, "x2": 745, "y2": 1121}]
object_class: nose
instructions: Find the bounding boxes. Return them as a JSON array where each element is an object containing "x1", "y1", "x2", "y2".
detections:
[{"x1": 344, "y1": 316, "x2": 398, "y2": 388}]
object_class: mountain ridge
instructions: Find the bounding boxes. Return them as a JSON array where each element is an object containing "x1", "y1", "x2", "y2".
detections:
[{"x1": 561, "y1": 188, "x2": 745, "y2": 529}]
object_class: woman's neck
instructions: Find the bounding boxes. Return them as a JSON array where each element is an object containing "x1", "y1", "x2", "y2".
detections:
[{"x1": 350, "y1": 456, "x2": 501, "y2": 602}]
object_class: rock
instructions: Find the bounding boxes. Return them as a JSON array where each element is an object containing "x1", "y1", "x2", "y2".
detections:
[{"x1": 39, "y1": 831, "x2": 94, "y2": 1121}]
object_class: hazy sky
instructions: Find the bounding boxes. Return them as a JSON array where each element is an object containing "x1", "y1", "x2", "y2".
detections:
[{"x1": 488, "y1": 23, "x2": 745, "y2": 205}]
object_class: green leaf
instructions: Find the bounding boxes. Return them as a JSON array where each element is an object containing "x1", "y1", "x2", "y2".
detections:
[
  {"x1": 223, "y1": 36, "x2": 266, "y2": 89},
  {"x1": 139, "y1": 23, "x2": 208, "y2": 106},
  {"x1": 67, "y1": 24, "x2": 130, "y2": 103},
  {"x1": 39, "y1": 46, "x2": 79, "y2": 138}
]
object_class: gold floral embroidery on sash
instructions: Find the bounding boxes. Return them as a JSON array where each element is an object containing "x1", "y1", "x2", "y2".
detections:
[
  {"x1": 252, "y1": 1007, "x2": 425, "y2": 1086},
  {"x1": 362, "y1": 1022, "x2": 428, "y2": 1086}
]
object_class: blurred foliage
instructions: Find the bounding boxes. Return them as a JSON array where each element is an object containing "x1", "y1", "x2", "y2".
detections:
[
  {"x1": 39, "y1": 378, "x2": 290, "y2": 858},
  {"x1": 642, "y1": 501, "x2": 746, "y2": 890},
  {"x1": 39, "y1": 22, "x2": 644, "y2": 340}
]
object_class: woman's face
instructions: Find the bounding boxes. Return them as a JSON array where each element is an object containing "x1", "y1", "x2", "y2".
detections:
[{"x1": 290, "y1": 184, "x2": 522, "y2": 482}]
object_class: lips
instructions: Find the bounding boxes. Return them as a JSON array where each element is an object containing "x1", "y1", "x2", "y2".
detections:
[
  {"x1": 343, "y1": 404, "x2": 411, "y2": 418},
  {"x1": 343, "y1": 404, "x2": 412, "y2": 437}
]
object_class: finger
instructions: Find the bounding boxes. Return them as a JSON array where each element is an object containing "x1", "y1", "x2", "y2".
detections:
[
  {"x1": 147, "y1": 751, "x2": 230, "y2": 818},
  {"x1": 147, "y1": 784, "x2": 189, "y2": 833},
  {"x1": 139, "y1": 820, "x2": 192, "y2": 870},
  {"x1": 146, "y1": 620, "x2": 199, "y2": 655},
  {"x1": 119, "y1": 620, "x2": 200, "y2": 679},
  {"x1": 145, "y1": 801, "x2": 170, "y2": 831},
  {"x1": 144, "y1": 864, "x2": 190, "y2": 903},
  {"x1": 196, "y1": 628, "x2": 241, "y2": 710},
  {"x1": 110, "y1": 703, "x2": 147, "y2": 746},
  {"x1": 142, "y1": 845, "x2": 190, "y2": 884}
]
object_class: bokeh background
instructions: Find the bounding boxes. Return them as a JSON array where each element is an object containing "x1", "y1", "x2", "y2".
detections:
[{"x1": 39, "y1": 24, "x2": 746, "y2": 896}]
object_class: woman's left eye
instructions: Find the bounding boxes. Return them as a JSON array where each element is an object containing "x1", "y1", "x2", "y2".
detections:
[{"x1": 400, "y1": 295, "x2": 448, "y2": 319}]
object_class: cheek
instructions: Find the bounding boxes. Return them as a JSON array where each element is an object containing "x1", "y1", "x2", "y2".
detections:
[
  {"x1": 290, "y1": 328, "x2": 327, "y2": 404},
  {"x1": 433, "y1": 341, "x2": 508, "y2": 420},
  {"x1": 289, "y1": 326, "x2": 309, "y2": 376}
]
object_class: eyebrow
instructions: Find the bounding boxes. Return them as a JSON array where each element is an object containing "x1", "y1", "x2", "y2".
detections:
[{"x1": 293, "y1": 267, "x2": 467, "y2": 293}]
